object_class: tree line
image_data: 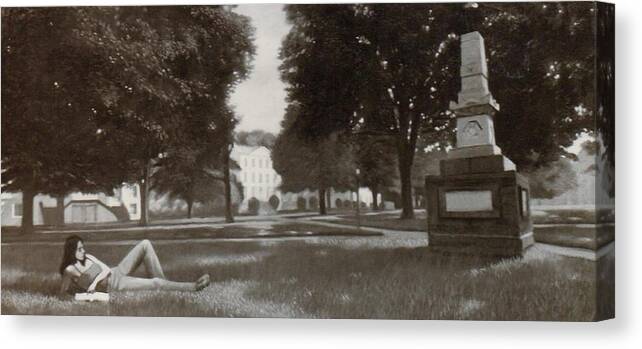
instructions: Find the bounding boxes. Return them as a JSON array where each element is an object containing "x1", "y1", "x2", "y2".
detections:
[
  {"x1": 273, "y1": 3, "x2": 598, "y2": 218},
  {"x1": 2, "y1": 6, "x2": 255, "y2": 232}
]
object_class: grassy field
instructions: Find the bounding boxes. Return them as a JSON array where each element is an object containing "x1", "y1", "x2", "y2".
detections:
[{"x1": 1, "y1": 225, "x2": 613, "y2": 320}]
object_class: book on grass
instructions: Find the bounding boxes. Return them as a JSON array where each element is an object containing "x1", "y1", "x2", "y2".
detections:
[{"x1": 75, "y1": 292, "x2": 110, "y2": 302}]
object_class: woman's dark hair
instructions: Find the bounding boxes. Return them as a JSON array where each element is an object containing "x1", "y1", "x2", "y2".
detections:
[{"x1": 59, "y1": 235, "x2": 84, "y2": 275}]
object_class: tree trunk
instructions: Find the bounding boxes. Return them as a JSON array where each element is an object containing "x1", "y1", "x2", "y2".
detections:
[
  {"x1": 318, "y1": 187, "x2": 327, "y2": 215},
  {"x1": 186, "y1": 199, "x2": 193, "y2": 219},
  {"x1": 55, "y1": 194, "x2": 65, "y2": 226},
  {"x1": 326, "y1": 188, "x2": 332, "y2": 211},
  {"x1": 223, "y1": 147, "x2": 234, "y2": 223},
  {"x1": 371, "y1": 187, "x2": 379, "y2": 211},
  {"x1": 21, "y1": 187, "x2": 36, "y2": 234},
  {"x1": 392, "y1": 99, "x2": 420, "y2": 220},
  {"x1": 398, "y1": 150, "x2": 415, "y2": 219},
  {"x1": 139, "y1": 159, "x2": 151, "y2": 226}
]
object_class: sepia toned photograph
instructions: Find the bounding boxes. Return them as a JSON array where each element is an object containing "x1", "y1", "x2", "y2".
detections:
[{"x1": 1, "y1": 2, "x2": 614, "y2": 321}]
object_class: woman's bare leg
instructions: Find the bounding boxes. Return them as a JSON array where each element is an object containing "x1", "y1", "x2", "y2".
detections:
[
  {"x1": 114, "y1": 276, "x2": 195, "y2": 292},
  {"x1": 115, "y1": 239, "x2": 166, "y2": 279}
]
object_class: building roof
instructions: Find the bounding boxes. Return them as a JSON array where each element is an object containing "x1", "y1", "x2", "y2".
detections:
[{"x1": 230, "y1": 144, "x2": 270, "y2": 161}]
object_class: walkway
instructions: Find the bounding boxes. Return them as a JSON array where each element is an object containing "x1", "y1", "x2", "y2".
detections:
[{"x1": 1, "y1": 212, "x2": 611, "y2": 261}]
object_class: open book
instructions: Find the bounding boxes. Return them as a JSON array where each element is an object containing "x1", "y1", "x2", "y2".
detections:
[{"x1": 75, "y1": 292, "x2": 110, "y2": 302}]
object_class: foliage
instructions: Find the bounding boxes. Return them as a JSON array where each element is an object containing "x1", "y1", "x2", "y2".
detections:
[
  {"x1": 278, "y1": 3, "x2": 598, "y2": 217},
  {"x1": 247, "y1": 197, "x2": 260, "y2": 215},
  {"x1": 595, "y1": 3, "x2": 614, "y2": 198},
  {"x1": 279, "y1": 4, "x2": 461, "y2": 218},
  {"x1": 523, "y1": 158, "x2": 578, "y2": 199},
  {"x1": 151, "y1": 148, "x2": 221, "y2": 218},
  {"x1": 1, "y1": 6, "x2": 255, "y2": 227},
  {"x1": 1, "y1": 8, "x2": 128, "y2": 197},
  {"x1": 268, "y1": 195, "x2": 280, "y2": 210},
  {"x1": 236, "y1": 130, "x2": 277, "y2": 149},
  {"x1": 272, "y1": 104, "x2": 356, "y2": 215},
  {"x1": 472, "y1": 3, "x2": 596, "y2": 169},
  {"x1": 75, "y1": 6, "x2": 255, "y2": 224},
  {"x1": 355, "y1": 136, "x2": 397, "y2": 207}
]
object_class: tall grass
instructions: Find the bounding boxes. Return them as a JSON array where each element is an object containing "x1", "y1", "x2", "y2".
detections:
[{"x1": 1, "y1": 234, "x2": 612, "y2": 320}]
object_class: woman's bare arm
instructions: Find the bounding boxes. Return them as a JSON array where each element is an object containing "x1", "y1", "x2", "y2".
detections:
[{"x1": 59, "y1": 271, "x2": 73, "y2": 295}]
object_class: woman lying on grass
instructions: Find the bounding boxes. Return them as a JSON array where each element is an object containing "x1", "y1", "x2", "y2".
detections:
[{"x1": 59, "y1": 235, "x2": 210, "y2": 295}]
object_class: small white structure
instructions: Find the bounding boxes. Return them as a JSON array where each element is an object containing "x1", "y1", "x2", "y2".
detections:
[{"x1": 0, "y1": 184, "x2": 141, "y2": 227}]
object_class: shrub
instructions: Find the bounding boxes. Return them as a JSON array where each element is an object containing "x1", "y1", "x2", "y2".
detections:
[
  {"x1": 309, "y1": 197, "x2": 318, "y2": 209},
  {"x1": 296, "y1": 197, "x2": 306, "y2": 211},
  {"x1": 268, "y1": 195, "x2": 280, "y2": 210},
  {"x1": 248, "y1": 197, "x2": 260, "y2": 215}
]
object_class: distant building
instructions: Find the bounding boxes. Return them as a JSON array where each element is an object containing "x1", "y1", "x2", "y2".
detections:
[
  {"x1": 231, "y1": 145, "x2": 282, "y2": 213},
  {"x1": 230, "y1": 144, "x2": 381, "y2": 213},
  {"x1": 1, "y1": 184, "x2": 141, "y2": 227}
]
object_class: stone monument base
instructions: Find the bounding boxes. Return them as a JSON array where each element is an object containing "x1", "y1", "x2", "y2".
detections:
[
  {"x1": 425, "y1": 157, "x2": 534, "y2": 257},
  {"x1": 427, "y1": 230, "x2": 534, "y2": 257}
]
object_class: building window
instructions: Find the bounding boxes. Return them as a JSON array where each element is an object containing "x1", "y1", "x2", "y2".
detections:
[
  {"x1": 259, "y1": 159, "x2": 263, "y2": 168},
  {"x1": 13, "y1": 203, "x2": 23, "y2": 218},
  {"x1": 259, "y1": 173, "x2": 263, "y2": 183},
  {"x1": 252, "y1": 173, "x2": 255, "y2": 183},
  {"x1": 131, "y1": 185, "x2": 138, "y2": 198},
  {"x1": 243, "y1": 172, "x2": 247, "y2": 182},
  {"x1": 130, "y1": 203, "x2": 137, "y2": 215},
  {"x1": 252, "y1": 158, "x2": 255, "y2": 167}
]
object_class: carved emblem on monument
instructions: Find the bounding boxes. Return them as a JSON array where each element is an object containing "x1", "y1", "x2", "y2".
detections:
[{"x1": 463, "y1": 120, "x2": 483, "y2": 139}]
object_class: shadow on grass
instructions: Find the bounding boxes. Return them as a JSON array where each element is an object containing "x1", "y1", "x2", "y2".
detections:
[{"x1": 240, "y1": 243, "x2": 608, "y2": 320}]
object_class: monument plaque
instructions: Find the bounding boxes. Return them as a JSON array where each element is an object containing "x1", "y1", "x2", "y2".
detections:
[
  {"x1": 445, "y1": 190, "x2": 493, "y2": 212},
  {"x1": 426, "y1": 31, "x2": 534, "y2": 256}
]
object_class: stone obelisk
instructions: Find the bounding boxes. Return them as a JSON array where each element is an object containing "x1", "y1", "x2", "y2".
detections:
[
  {"x1": 425, "y1": 32, "x2": 533, "y2": 256},
  {"x1": 448, "y1": 32, "x2": 511, "y2": 167}
]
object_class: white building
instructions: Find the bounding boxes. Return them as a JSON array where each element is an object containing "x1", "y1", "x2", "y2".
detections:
[
  {"x1": 231, "y1": 145, "x2": 283, "y2": 212},
  {"x1": 0, "y1": 184, "x2": 141, "y2": 227},
  {"x1": 229, "y1": 144, "x2": 384, "y2": 213}
]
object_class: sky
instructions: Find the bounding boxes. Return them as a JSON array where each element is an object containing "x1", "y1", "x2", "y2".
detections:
[{"x1": 230, "y1": 4, "x2": 292, "y2": 135}]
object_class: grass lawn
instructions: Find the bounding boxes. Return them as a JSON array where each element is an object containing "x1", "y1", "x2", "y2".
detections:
[{"x1": 1, "y1": 226, "x2": 613, "y2": 320}]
